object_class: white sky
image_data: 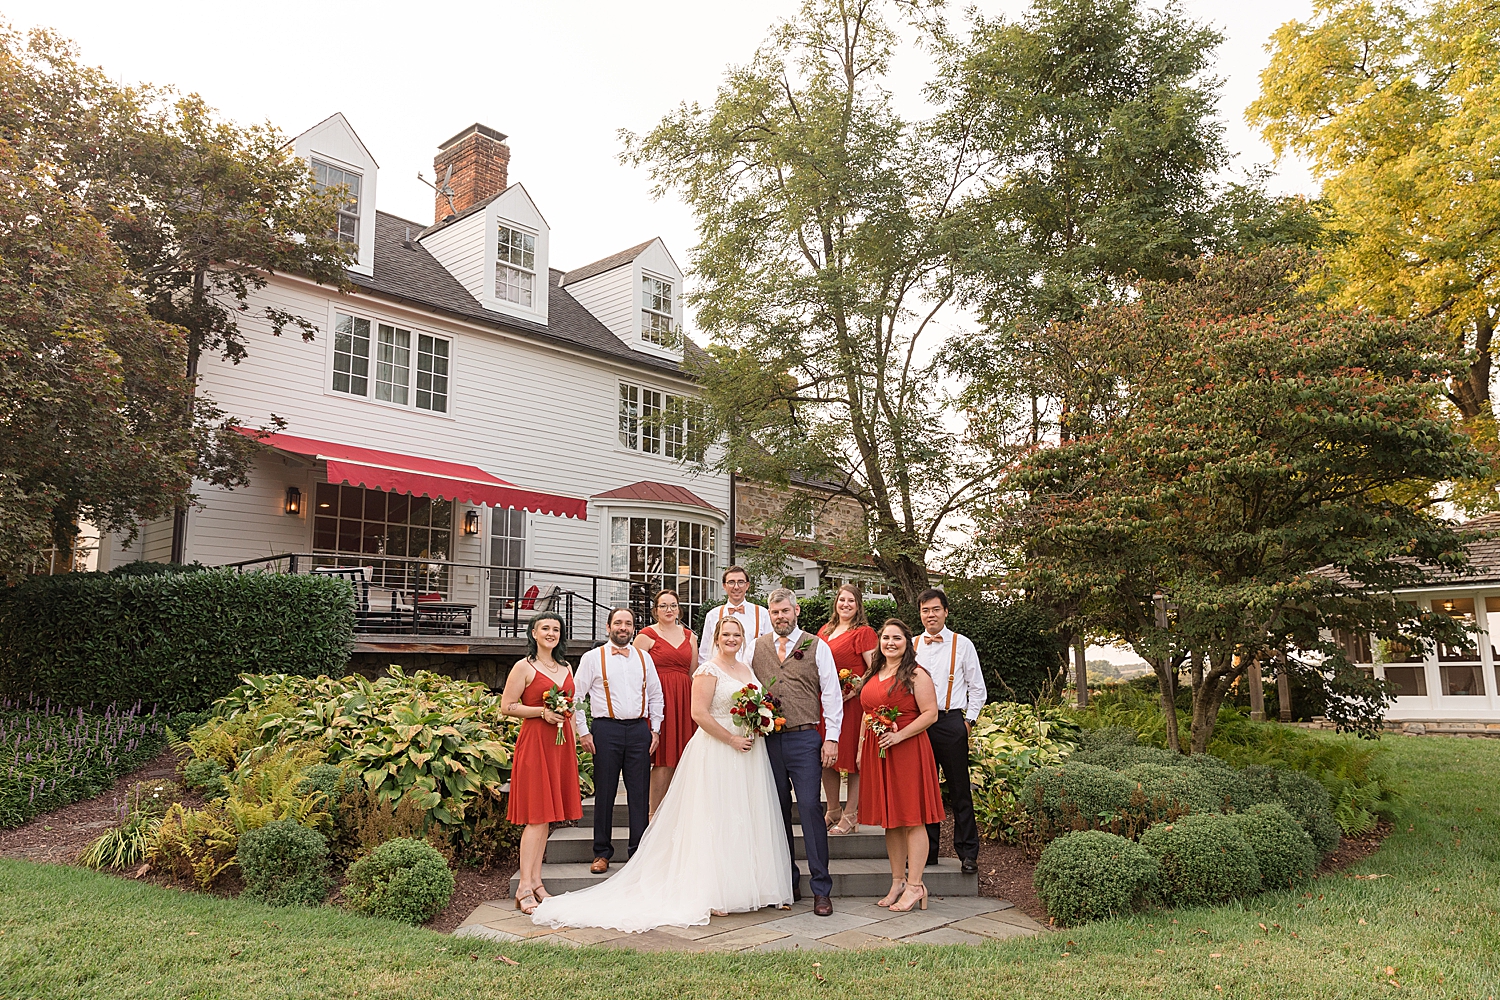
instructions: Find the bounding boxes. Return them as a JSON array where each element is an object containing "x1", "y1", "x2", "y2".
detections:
[{"x1": 12, "y1": 0, "x2": 1321, "y2": 665}]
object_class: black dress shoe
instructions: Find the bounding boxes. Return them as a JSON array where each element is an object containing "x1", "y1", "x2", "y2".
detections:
[
  {"x1": 813, "y1": 895, "x2": 833, "y2": 916},
  {"x1": 962, "y1": 860, "x2": 979, "y2": 875},
  {"x1": 792, "y1": 881, "x2": 803, "y2": 903}
]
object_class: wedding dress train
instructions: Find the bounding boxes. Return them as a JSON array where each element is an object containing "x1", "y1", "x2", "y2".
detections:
[{"x1": 531, "y1": 661, "x2": 793, "y2": 932}]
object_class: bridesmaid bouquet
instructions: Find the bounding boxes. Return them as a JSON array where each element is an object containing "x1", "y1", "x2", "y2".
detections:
[
  {"x1": 867, "y1": 705, "x2": 902, "y2": 758},
  {"x1": 542, "y1": 685, "x2": 575, "y2": 744},
  {"x1": 838, "y1": 668, "x2": 860, "y2": 699},
  {"x1": 728, "y1": 684, "x2": 786, "y2": 738}
]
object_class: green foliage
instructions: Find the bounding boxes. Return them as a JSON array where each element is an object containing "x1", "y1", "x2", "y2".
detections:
[
  {"x1": 1020, "y1": 763, "x2": 1142, "y2": 842},
  {"x1": 236, "y1": 819, "x2": 332, "y2": 908},
  {"x1": 181, "y1": 759, "x2": 227, "y2": 800},
  {"x1": 0, "y1": 699, "x2": 169, "y2": 829},
  {"x1": 1119, "y1": 764, "x2": 1218, "y2": 815},
  {"x1": 343, "y1": 838, "x2": 454, "y2": 925},
  {"x1": 1069, "y1": 744, "x2": 1182, "y2": 770},
  {"x1": 967, "y1": 702, "x2": 1081, "y2": 839},
  {"x1": 1034, "y1": 830, "x2": 1159, "y2": 926},
  {"x1": 149, "y1": 802, "x2": 239, "y2": 888},
  {"x1": 107, "y1": 561, "x2": 205, "y2": 577},
  {"x1": 1077, "y1": 726, "x2": 1140, "y2": 751},
  {"x1": 1269, "y1": 770, "x2": 1341, "y2": 859},
  {"x1": 1227, "y1": 803, "x2": 1318, "y2": 892},
  {"x1": 79, "y1": 779, "x2": 180, "y2": 870},
  {"x1": 0, "y1": 570, "x2": 353, "y2": 712},
  {"x1": 1140, "y1": 814, "x2": 1261, "y2": 907},
  {"x1": 297, "y1": 764, "x2": 360, "y2": 826}
]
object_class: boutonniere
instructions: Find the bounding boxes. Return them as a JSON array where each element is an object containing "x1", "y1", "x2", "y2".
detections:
[{"x1": 790, "y1": 636, "x2": 816, "y2": 660}]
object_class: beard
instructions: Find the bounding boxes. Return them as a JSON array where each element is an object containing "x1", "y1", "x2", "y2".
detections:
[{"x1": 772, "y1": 621, "x2": 795, "y2": 637}]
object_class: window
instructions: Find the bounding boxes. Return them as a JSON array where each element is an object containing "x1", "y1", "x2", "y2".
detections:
[
  {"x1": 333, "y1": 313, "x2": 370, "y2": 396},
  {"x1": 611, "y1": 515, "x2": 717, "y2": 627},
  {"x1": 1433, "y1": 596, "x2": 1484, "y2": 695},
  {"x1": 331, "y1": 312, "x2": 449, "y2": 413},
  {"x1": 416, "y1": 334, "x2": 449, "y2": 413},
  {"x1": 487, "y1": 508, "x2": 527, "y2": 627},
  {"x1": 641, "y1": 275, "x2": 676, "y2": 347},
  {"x1": 311, "y1": 483, "x2": 453, "y2": 596},
  {"x1": 497, "y1": 226, "x2": 536, "y2": 307},
  {"x1": 312, "y1": 159, "x2": 360, "y2": 246},
  {"x1": 619, "y1": 382, "x2": 702, "y2": 458},
  {"x1": 375, "y1": 324, "x2": 410, "y2": 404}
]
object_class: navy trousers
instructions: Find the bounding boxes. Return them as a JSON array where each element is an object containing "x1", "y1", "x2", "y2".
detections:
[
  {"x1": 925, "y1": 710, "x2": 979, "y2": 866},
  {"x1": 765, "y1": 728, "x2": 832, "y2": 898},
  {"x1": 590, "y1": 717, "x2": 651, "y2": 861}
]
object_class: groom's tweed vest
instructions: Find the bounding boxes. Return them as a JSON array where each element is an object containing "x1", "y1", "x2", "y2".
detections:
[{"x1": 751, "y1": 632, "x2": 823, "y2": 730}]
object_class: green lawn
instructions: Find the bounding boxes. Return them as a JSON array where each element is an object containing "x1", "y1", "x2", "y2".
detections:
[{"x1": 3, "y1": 733, "x2": 1499, "y2": 999}]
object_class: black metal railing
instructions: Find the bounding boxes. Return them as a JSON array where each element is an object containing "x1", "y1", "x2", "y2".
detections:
[{"x1": 221, "y1": 552, "x2": 652, "y2": 645}]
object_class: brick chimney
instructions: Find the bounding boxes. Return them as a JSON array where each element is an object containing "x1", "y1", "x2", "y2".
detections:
[{"x1": 432, "y1": 123, "x2": 510, "y2": 223}]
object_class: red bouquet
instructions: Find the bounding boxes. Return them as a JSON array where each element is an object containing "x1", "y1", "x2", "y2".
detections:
[
  {"x1": 838, "y1": 668, "x2": 861, "y2": 699},
  {"x1": 729, "y1": 682, "x2": 786, "y2": 738},
  {"x1": 867, "y1": 705, "x2": 901, "y2": 758},
  {"x1": 542, "y1": 684, "x2": 575, "y2": 745}
]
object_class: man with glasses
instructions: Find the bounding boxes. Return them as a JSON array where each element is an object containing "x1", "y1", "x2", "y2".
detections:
[{"x1": 698, "y1": 565, "x2": 772, "y2": 665}]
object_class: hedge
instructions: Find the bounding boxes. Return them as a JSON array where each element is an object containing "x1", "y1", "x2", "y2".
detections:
[
  {"x1": 697, "y1": 589, "x2": 1066, "y2": 702},
  {"x1": 1034, "y1": 830, "x2": 1158, "y2": 926},
  {"x1": 0, "y1": 570, "x2": 354, "y2": 712}
]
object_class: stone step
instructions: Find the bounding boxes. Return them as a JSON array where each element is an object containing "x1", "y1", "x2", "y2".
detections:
[
  {"x1": 581, "y1": 796, "x2": 848, "y2": 827},
  {"x1": 544, "y1": 823, "x2": 889, "y2": 864},
  {"x1": 511, "y1": 858, "x2": 976, "y2": 899}
]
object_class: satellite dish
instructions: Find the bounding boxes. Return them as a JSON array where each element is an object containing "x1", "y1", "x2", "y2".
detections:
[{"x1": 417, "y1": 164, "x2": 457, "y2": 218}]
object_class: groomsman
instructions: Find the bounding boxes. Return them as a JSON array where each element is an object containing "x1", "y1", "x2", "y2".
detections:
[
  {"x1": 698, "y1": 565, "x2": 773, "y2": 665},
  {"x1": 575, "y1": 608, "x2": 664, "y2": 873},
  {"x1": 912, "y1": 588, "x2": 985, "y2": 875}
]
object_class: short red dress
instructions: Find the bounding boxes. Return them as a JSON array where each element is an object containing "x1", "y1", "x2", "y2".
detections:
[
  {"x1": 506, "y1": 667, "x2": 583, "y2": 825},
  {"x1": 641, "y1": 625, "x2": 697, "y2": 768},
  {"x1": 857, "y1": 668, "x2": 944, "y2": 829},
  {"x1": 819, "y1": 624, "x2": 878, "y2": 773}
]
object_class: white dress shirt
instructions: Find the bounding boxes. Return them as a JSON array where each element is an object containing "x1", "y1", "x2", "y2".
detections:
[
  {"x1": 771, "y1": 626, "x2": 844, "y2": 737},
  {"x1": 698, "y1": 601, "x2": 773, "y2": 664},
  {"x1": 572, "y1": 641, "x2": 665, "y2": 736},
  {"x1": 912, "y1": 627, "x2": 986, "y2": 722}
]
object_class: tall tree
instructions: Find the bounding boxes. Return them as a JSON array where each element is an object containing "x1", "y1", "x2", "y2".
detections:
[
  {"x1": 990, "y1": 251, "x2": 1477, "y2": 752},
  {"x1": 624, "y1": 0, "x2": 985, "y2": 602},
  {"x1": 1249, "y1": 0, "x2": 1500, "y2": 503},
  {"x1": 0, "y1": 25, "x2": 354, "y2": 561}
]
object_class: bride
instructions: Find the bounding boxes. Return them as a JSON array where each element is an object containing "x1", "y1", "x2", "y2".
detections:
[{"x1": 531, "y1": 616, "x2": 792, "y2": 931}]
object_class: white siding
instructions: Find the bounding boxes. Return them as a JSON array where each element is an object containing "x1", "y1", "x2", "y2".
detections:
[
  {"x1": 483, "y1": 185, "x2": 550, "y2": 325},
  {"x1": 291, "y1": 113, "x2": 378, "y2": 276},
  {"x1": 562, "y1": 264, "x2": 634, "y2": 345},
  {"x1": 419, "y1": 210, "x2": 488, "y2": 304}
]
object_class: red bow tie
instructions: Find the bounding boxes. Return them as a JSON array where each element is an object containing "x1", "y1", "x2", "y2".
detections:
[{"x1": 923, "y1": 634, "x2": 945, "y2": 644}]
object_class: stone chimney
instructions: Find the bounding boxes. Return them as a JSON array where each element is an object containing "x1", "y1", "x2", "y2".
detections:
[{"x1": 432, "y1": 123, "x2": 510, "y2": 223}]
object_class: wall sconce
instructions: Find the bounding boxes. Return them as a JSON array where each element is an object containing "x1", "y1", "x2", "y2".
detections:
[
  {"x1": 284, "y1": 486, "x2": 302, "y2": 516},
  {"x1": 463, "y1": 508, "x2": 481, "y2": 536}
]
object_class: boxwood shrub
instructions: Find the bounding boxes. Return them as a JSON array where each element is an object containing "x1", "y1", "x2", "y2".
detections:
[
  {"x1": 237, "y1": 818, "x2": 333, "y2": 907},
  {"x1": 344, "y1": 837, "x2": 455, "y2": 924},
  {"x1": 1119, "y1": 763, "x2": 1219, "y2": 814},
  {"x1": 1227, "y1": 803, "x2": 1318, "y2": 891},
  {"x1": 1267, "y1": 769, "x2": 1342, "y2": 858},
  {"x1": 1022, "y1": 763, "x2": 1138, "y2": 831},
  {"x1": 0, "y1": 569, "x2": 353, "y2": 712},
  {"x1": 1068, "y1": 744, "x2": 1183, "y2": 770},
  {"x1": 1034, "y1": 830, "x2": 1158, "y2": 925},
  {"x1": 1140, "y1": 814, "x2": 1261, "y2": 907}
]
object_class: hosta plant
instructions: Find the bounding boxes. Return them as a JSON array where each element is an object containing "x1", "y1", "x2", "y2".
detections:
[{"x1": 967, "y1": 702, "x2": 1081, "y2": 840}]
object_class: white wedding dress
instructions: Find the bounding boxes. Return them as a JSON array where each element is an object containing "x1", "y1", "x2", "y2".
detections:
[{"x1": 531, "y1": 661, "x2": 793, "y2": 932}]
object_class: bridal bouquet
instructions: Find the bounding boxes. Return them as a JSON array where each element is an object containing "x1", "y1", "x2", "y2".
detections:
[
  {"x1": 838, "y1": 668, "x2": 862, "y2": 699},
  {"x1": 867, "y1": 705, "x2": 902, "y2": 758},
  {"x1": 728, "y1": 683, "x2": 786, "y2": 738},
  {"x1": 542, "y1": 684, "x2": 575, "y2": 744}
]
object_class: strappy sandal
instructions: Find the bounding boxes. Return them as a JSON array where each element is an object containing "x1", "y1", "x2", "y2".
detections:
[
  {"x1": 876, "y1": 880, "x2": 906, "y2": 907},
  {"x1": 515, "y1": 890, "x2": 540, "y2": 915},
  {"x1": 890, "y1": 883, "x2": 928, "y2": 912},
  {"x1": 829, "y1": 815, "x2": 859, "y2": 836}
]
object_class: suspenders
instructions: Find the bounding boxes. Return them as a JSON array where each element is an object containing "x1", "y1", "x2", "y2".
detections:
[
  {"x1": 598, "y1": 645, "x2": 648, "y2": 719},
  {"x1": 944, "y1": 635, "x2": 959, "y2": 711}
]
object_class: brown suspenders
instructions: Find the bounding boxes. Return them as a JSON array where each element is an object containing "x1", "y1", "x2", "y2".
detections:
[
  {"x1": 944, "y1": 635, "x2": 959, "y2": 711},
  {"x1": 599, "y1": 645, "x2": 648, "y2": 719}
]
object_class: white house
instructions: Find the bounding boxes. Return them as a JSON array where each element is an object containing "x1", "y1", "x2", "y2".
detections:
[{"x1": 102, "y1": 116, "x2": 729, "y2": 645}]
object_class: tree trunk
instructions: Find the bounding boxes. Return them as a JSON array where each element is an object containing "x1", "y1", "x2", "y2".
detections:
[
  {"x1": 884, "y1": 552, "x2": 931, "y2": 607},
  {"x1": 1154, "y1": 657, "x2": 1182, "y2": 753},
  {"x1": 1074, "y1": 637, "x2": 1088, "y2": 708},
  {"x1": 170, "y1": 306, "x2": 204, "y2": 567},
  {"x1": 1277, "y1": 651, "x2": 1293, "y2": 722},
  {"x1": 1247, "y1": 653, "x2": 1265, "y2": 721}
]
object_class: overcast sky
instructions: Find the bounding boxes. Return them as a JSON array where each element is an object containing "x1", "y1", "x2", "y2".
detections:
[{"x1": 11, "y1": 0, "x2": 1317, "y2": 279}]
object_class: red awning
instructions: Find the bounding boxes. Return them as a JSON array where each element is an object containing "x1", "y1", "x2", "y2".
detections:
[{"x1": 254, "y1": 431, "x2": 587, "y2": 520}]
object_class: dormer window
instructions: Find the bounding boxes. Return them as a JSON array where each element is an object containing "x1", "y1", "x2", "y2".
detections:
[
  {"x1": 642, "y1": 275, "x2": 677, "y2": 347},
  {"x1": 312, "y1": 159, "x2": 360, "y2": 245},
  {"x1": 497, "y1": 225, "x2": 537, "y2": 307}
]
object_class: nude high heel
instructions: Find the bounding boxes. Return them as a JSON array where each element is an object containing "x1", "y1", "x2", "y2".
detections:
[
  {"x1": 876, "y1": 880, "x2": 906, "y2": 907},
  {"x1": 890, "y1": 883, "x2": 928, "y2": 912}
]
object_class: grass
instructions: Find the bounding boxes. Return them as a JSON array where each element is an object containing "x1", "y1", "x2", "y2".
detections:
[{"x1": 3, "y1": 733, "x2": 1499, "y2": 998}]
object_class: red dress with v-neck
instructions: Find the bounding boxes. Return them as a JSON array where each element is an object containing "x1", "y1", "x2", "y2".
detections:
[
  {"x1": 507, "y1": 667, "x2": 583, "y2": 825},
  {"x1": 641, "y1": 625, "x2": 697, "y2": 768},
  {"x1": 819, "y1": 623, "x2": 879, "y2": 772}
]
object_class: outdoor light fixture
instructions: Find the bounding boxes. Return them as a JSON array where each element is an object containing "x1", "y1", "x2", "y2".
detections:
[
  {"x1": 463, "y1": 508, "x2": 481, "y2": 536},
  {"x1": 284, "y1": 486, "x2": 302, "y2": 516},
  {"x1": 1442, "y1": 599, "x2": 1456, "y2": 613}
]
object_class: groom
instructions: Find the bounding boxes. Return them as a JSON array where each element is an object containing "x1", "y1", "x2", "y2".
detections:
[{"x1": 753, "y1": 587, "x2": 842, "y2": 916}]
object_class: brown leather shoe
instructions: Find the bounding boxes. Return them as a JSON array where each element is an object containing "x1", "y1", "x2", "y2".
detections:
[
  {"x1": 813, "y1": 895, "x2": 833, "y2": 916},
  {"x1": 590, "y1": 857, "x2": 609, "y2": 874}
]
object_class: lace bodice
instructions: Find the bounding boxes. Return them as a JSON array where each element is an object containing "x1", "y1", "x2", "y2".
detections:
[{"x1": 695, "y1": 660, "x2": 761, "y2": 726}]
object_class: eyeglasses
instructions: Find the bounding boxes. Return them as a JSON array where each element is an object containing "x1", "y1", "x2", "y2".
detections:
[{"x1": 657, "y1": 602, "x2": 680, "y2": 610}]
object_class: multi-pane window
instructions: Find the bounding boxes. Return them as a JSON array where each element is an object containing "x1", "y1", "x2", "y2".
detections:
[
  {"x1": 1434, "y1": 597, "x2": 1484, "y2": 695},
  {"x1": 642, "y1": 275, "x2": 676, "y2": 346},
  {"x1": 487, "y1": 507, "x2": 527, "y2": 627},
  {"x1": 610, "y1": 515, "x2": 717, "y2": 627},
  {"x1": 416, "y1": 334, "x2": 449, "y2": 413},
  {"x1": 332, "y1": 312, "x2": 450, "y2": 413},
  {"x1": 311, "y1": 483, "x2": 453, "y2": 596},
  {"x1": 333, "y1": 313, "x2": 370, "y2": 396},
  {"x1": 619, "y1": 382, "x2": 701, "y2": 458},
  {"x1": 497, "y1": 226, "x2": 536, "y2": 307},
  {"x1": 312, "y1": 159, "x2": 360, "y2": 246},
  {"x1": 376, "y1": 324, "x2": 410, "y2": 404}
]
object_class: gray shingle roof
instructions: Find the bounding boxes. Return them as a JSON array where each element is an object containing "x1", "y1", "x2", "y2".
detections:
[
  {"x1": 561, "y1": 239, "x2": 659, "y2": 286},
  {"x1": 348, "y1": 211, "x2": 704, "y2": 378}
]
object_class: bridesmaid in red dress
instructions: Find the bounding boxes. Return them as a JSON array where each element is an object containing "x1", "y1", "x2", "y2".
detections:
[
  {"x1": 818, "y1": 583, "x2": 878, "y2": 834},
  {"x1": 501, "y1": 612, "x2": 581, "y2": 915},
  {"x1": 634, "y1": 588, "x2": 696, "y2": 818},
  {"x1": 858, "y1": 617, "x2": 943, "y2": 913}
]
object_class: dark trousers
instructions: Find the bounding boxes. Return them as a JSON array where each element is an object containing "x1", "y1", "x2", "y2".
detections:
[
  {"x1": 926, "y1": 710, "x2": 978, "y2": 866},
  {"x1": 766, "y1": 728, "x2": 832, "y2": 898},
  {"x1": 590, "y1": 717, "x2": 651, "y2": 861}
]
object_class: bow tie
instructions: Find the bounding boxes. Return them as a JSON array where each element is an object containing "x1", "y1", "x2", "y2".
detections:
[
  {"x1": 726, "y1": 605, "x2": 746, "y2": 615},
  {"x1": 923, "y1": 634, "x2": 945, "y2": 644},
  {"x1": 609, "y1": 645, "x2": 632, "y2": 656}
]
